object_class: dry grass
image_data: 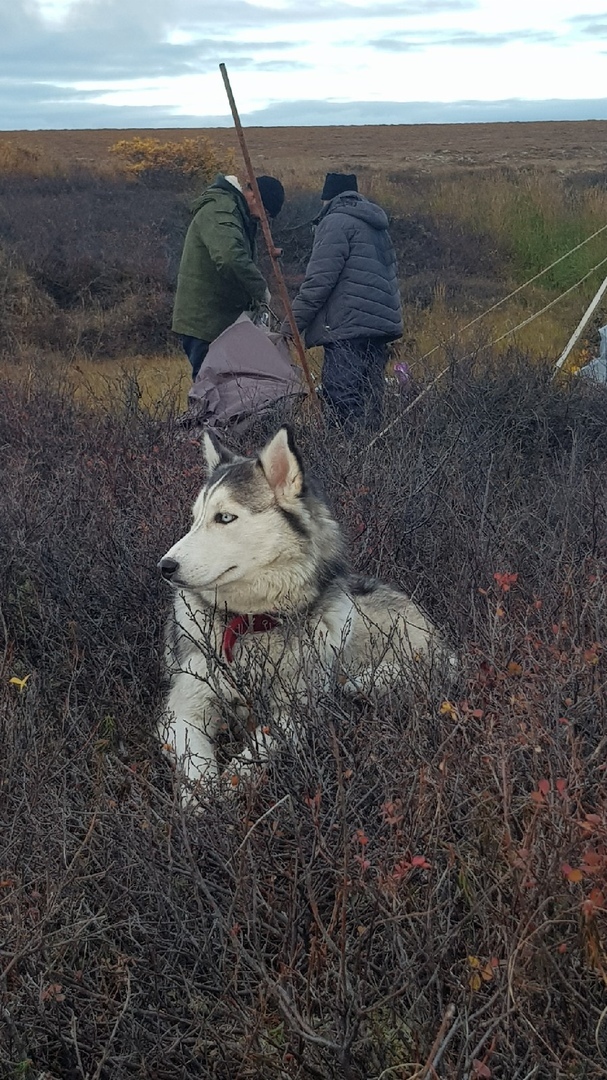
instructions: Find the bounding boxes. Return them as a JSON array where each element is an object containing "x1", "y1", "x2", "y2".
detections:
[
  {"x1": 3, "y1": 119, "x2": 607, "y2": 173},
  {"x1": 2, "y1": 120, "x2": 607, "y2": 396},
  {"x1": 1, "y1": 353, "x2": 190, "y2": 410}
]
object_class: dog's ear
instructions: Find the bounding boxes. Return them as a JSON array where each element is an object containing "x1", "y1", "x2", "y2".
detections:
[
  {"x1": 258, "y1": 427, "x2": 304, "y2": 502},
  {"x1": 202, "y1": 430, "x2": 233, "y2": 474}
]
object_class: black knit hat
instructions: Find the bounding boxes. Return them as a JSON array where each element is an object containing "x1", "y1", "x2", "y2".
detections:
[
  {"x1": 256, "y1": 175, "x2": 285, "y2": 219},
  {"x1": 321, "y1": 172, "x2": 358, "y2": 200}
]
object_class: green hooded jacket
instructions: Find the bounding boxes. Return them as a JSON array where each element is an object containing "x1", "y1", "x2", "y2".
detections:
[{"x1": 172, "y1": 175, "x2": 268, "y2": 342}]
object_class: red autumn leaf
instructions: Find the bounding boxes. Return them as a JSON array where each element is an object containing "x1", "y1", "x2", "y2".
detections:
[
  {"x1": 354, "y1": 828, "x2": 369, "y2": 846},
  {"x1": 304, "y1": 789, "x2": 321, "y2": 812},
  {"x1": 493, "y1": 571, "x2": 518, "y2": 593},
  {"x1": 538, "y1": 779, "x2": 550, "y2": 795},
  {"x1": 411, "y1": 854, "x2": 431, "y2": 870},
  {"x1": 580, "y1": 850, "x2": 603, "y2": 872},
  {"x1": 580, "y1": 813, "x2": 603, "y2": 832},
  {"x1": 561, "y1": 863, "x2": 583, "y2": 883},
  {"x1": 587, "y1": 888, "x2": 605, "y2": 909},
  {"x1": 355, "y1": 855, "x2": 371, "y2": 871},
  {"x1": 392, "y1": 859, "x2": 412, "y2": 882},
  {"x1": 472, "y1": 1060, "x2": 492, "y2": 1078},
  {"x1": 382, "y1": 800, "x2": 403, "y2": 826},
  {"x1": 556, "y1": 778, "x2": 567, "y2": 795}
]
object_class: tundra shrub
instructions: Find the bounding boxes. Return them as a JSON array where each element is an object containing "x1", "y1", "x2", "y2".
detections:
[
  {"x1": 2, "y1": 358, "x2": 607, "y2": 1077},
  {"x1": 0, "y1": 174, "x2": 185, "y2": 359},
  {"x1": 110, "y1": 135, "x2": 236, "y2": 188}
]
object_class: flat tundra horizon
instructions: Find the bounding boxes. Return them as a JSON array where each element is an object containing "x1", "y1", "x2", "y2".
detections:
[{"x1": 157, "y1": 426, "x2": 456, "y2": 796}]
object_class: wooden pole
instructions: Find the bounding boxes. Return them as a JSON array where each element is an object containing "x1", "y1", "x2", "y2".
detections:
[
  {"x1": 553, "y1": 271, "x2": 607, "y2": 377},
  {"x1": 219, "y1": 63, "x2": 319, "y2": 407}
]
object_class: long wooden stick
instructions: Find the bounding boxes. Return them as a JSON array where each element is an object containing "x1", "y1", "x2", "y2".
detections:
[
  {"x1": 219, "y1": 63, "x2": 319, "y2": 406},
  {"x1": 553, "y1": 270, "x2": 607, "y2": 377}
]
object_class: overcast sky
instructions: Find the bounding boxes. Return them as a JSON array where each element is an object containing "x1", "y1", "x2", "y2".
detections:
[{"x1": 3, "y1": 0, "x2": 607, "y2": 129}]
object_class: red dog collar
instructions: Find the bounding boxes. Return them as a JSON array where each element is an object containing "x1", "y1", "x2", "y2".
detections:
[{"x1": 222, "y1": 614, "x2": 281, "y2": 663}]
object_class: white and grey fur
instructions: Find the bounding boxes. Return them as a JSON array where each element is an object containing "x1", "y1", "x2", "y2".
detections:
[{"x1": 158, "y1": 426, "x2": 455, "y2": 789}]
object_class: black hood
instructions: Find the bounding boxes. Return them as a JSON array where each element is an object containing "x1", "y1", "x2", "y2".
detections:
[{"x1": 320, "y1": 192, "x2": 390, "y2": 231}]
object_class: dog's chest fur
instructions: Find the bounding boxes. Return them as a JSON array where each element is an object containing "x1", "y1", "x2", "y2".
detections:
[{"x1": 167, "y1": 585, "x2": 349, "y2": 702}]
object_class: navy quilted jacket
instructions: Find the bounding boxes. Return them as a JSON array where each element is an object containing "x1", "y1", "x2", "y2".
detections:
[{"x1": 291, "y1": 193, "x2": 403, "y2": 346}]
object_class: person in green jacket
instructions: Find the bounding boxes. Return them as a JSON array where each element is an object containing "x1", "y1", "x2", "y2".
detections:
[{"x1": 172, "y1": 173, "x2": 285, "y2": 385}]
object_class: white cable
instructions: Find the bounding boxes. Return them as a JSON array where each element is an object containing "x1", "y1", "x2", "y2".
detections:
[
  {"x1": 487, "y1": 253, "x2": 607, "y2": 347},
  {"x1": 418, "y1": 219, "x2": 607, "y2": 363},
  {"x1": 362, "y1": 252, "x2": 607, "y2": 455}
]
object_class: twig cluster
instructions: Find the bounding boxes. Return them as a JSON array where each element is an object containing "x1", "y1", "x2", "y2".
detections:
[{"x1": 2, "y1": 359, "x2": 607, "y2": 1078}]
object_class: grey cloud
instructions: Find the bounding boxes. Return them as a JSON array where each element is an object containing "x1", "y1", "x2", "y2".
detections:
[
  {"x1": 190, "y1": 56, "x2": 311, "y2": 71},
  {"x1": 239, "y1": 96, "x2": 607, "y2": 125},
  {"x1": 567, "y1": 14, "x2": 607, "y2": 35},
  {"x1": 253, "y1": 60, "x2": 311, "y2": 71},
  {"x1": 442, "y1": 29, "x2": 557, "y2": 45},
  {"x1": 0, "y1": 28, "x2": 295, "y2": 84},
  {"x1": 371, "y1": 28, "x2": 558, "y2": 51},
  {"x1": 0, "y1": 0, "x2": 463, "y2": 129},
  {"x1": 0, "y1": 0, "x2": 475, "y2": 127},
  {"x1": 568, "y1": 12, "x2": 607, "y2": 23},
  {"x1": 1, "y1": 0, "x2": 475, "y2": 46},
  {"x1": 0, "y1": 0, "x2": 598, "y2": 132},
  {"x1": 369, "y1": 38, "x2": 422, "y2": 52},
  {"x1": 3, "y1": 88, "x2": 607, "y2": 130},
  {"x1": 176, "y1": 0, "x2": 476, "y2": 25},
  {"x1": 0, "y1": 0, "x2": 301, "y2": 86}
]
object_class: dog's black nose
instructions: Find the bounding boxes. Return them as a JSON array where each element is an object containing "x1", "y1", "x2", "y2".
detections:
[{"x1": 158, "y1": 556, "x2": 179, "y2": 579}]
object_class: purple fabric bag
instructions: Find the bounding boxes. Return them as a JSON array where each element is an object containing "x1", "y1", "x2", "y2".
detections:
[{"x1": 188, "y1": 314, "x2": 305, "y2": 432}]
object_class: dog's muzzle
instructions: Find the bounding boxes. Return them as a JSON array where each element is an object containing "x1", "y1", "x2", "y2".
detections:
[{"x1": 158, "y1": 556, "x2": 179, "y2": 580}]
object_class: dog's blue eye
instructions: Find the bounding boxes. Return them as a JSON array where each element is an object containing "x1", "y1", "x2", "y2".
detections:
[{"x1": 215, "y1": 512, "x2": 237, "y2": 524}]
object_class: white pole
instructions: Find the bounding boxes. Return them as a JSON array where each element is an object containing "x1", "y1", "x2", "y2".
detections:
[{"x1": 553, "y1": 271, "x2": 607, "y2": 377}]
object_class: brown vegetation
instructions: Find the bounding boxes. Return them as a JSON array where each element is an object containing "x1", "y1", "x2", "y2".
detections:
[
  {"x1": 2, "y1": 362, "x2": 607, "y2": 1077},
  {"x1": 2, "y1": 119, "x2": 607, "y2": 174},
  {"x1": 2, "y1": 123, "x2": 607, "y2": 1077},
  {"x1": 1, "y1": 124, "x2": 607, "y2": 375}
]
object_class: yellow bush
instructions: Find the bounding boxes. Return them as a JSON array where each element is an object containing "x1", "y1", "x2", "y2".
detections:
[
  {"x1": 0, "y1": 140, "x2": 50, "y2": 176},
  {"x1": 110, "y1": 135, "x2": 235, "y2": 186}
]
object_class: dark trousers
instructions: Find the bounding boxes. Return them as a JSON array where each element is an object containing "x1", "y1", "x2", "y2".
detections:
[
  {"x1": 181, "y1": 335, "x2": 210, "y2": 381},
  {"x1": 322, "y1": 337, "x2": 389, "y2": 430}
]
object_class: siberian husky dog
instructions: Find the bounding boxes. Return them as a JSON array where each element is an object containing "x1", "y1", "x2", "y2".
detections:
[{"x1": 158, "y1": 427, "x2": 454, "y2": 789}]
